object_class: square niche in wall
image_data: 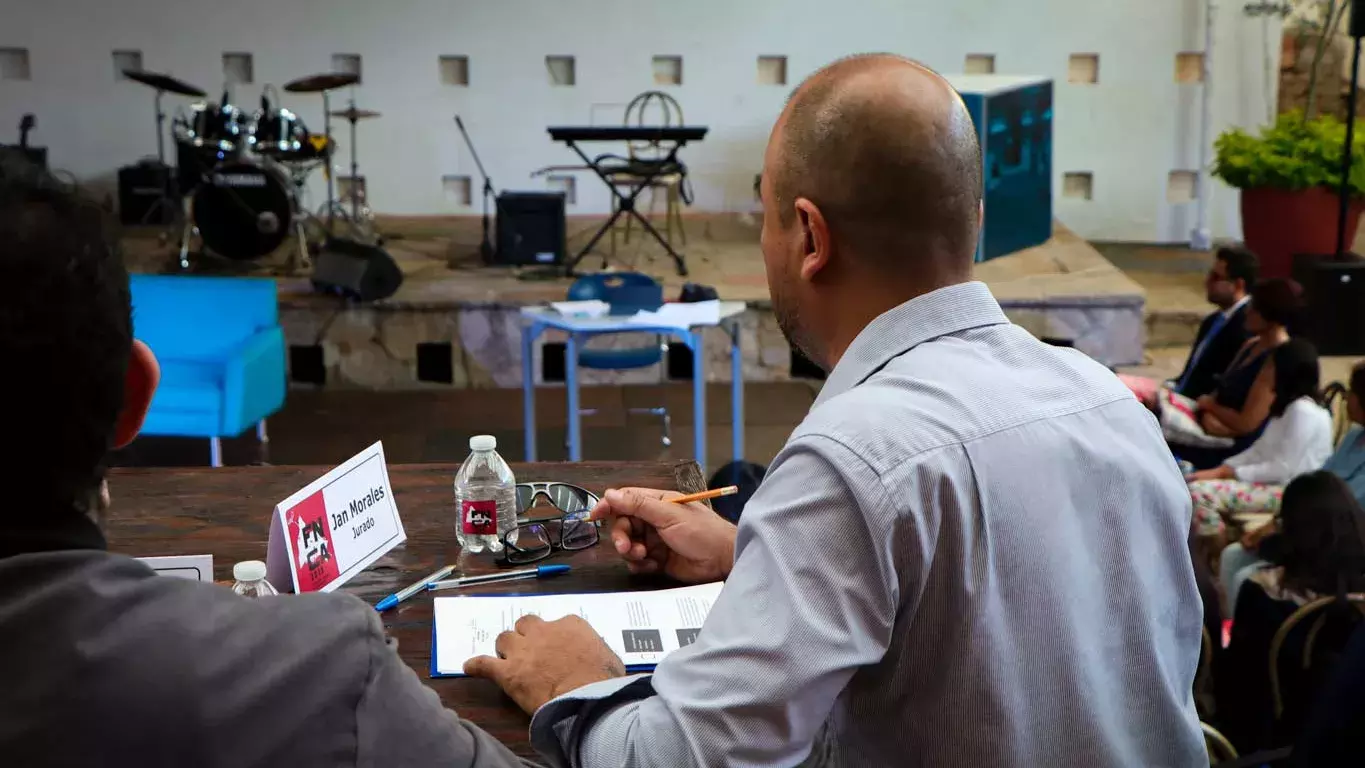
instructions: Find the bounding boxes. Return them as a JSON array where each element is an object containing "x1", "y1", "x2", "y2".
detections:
[
  {"x1": 332, "y1": 53, "x2": 361, "y2": 82},
  {"x1": 547, "y1": 175, "x2": 576, "y2": 204},
  {"x1": 112, "y1": 50, "x2": 143, "y2": 79},
  {"x1": 1062, "y1": 172, "x2": 1094, "y2": 200},
  {"x1": 443, "y1": 175, "x2": 472, "y2": 207},
  {"x1": 1167, "y1": 170, "x2": 1197, "y2": 203},
  {"x1": 0, "y1": 48, "x2": 31, "y2": 81},
  {"x1": 1176, "y1": 52, "x2": 1205, "y2": 83},
  {"x1": 1068, "y1": 53, "x2": 1099, "y2": 84},
  {"x1": 440, "y1": 55, "x2": 469, "y2": 86},
  {"x1": 964, "y1": 54, "x2": 996, "y2": 75},
  {"x1": 757, "y1": 55, "x2": 787, "y2": 86},
  {"x1": 546, "y1": 55, "x2": 576, "y2": 86},
  {"x1": 653, "y1": 55, "x2": 682, "y2": 86},
  {"x1": 223, "y1": 52, "x2": 254, "y2": 85}
]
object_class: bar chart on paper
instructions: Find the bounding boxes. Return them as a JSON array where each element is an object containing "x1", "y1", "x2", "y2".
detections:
[{"x1": 431, "y1": 582, "x2": 724, "y2": 677}]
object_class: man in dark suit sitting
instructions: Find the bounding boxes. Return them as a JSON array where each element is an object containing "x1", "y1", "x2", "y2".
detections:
[
  {"x1": 1175, "y1": 246, "x2": 1258, "y2": 398},
  {"x1": 1123, "y1": 246, "x2": 1257, "y2": 406}
]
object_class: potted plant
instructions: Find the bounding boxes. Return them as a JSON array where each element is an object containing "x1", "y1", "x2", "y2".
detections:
[{"x1": 1214, "y1": 112, "x2": 1365, "y2": 278}]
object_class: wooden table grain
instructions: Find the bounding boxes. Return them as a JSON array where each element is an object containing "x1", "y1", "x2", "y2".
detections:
[{"x1": 104, "y1": 460, "x2": 708, "y2": 758}]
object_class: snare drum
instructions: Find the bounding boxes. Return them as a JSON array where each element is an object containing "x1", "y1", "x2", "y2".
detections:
[
  {"x1": 248, "y1": 107, "x2": 309, "y2": 157},
  {"x1": 182, "y1": 102, "x2": 246, "y2": 154}
]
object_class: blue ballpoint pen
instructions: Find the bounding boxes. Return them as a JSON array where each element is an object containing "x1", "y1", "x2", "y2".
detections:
[
  {"x1": 375, "y1": 564, "x2": 456, "y2": 612},
  {"x1": 426, "y1": 564, "x2": 571, "y2": 592}
]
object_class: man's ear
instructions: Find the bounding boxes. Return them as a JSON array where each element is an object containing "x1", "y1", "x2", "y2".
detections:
[
  {"x1": 794, "y1": 197, "x2": 831, "y2": 282},
  {"x1": 113, "y1": 340, "x2": 159, "y2": 449}
]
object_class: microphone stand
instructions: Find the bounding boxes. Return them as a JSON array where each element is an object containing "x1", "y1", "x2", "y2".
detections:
[{"x1": 454, "y1": 115, "x2": 496, "y2": 264}]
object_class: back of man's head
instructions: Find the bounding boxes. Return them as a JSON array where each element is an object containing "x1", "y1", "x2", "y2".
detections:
[
  {"x1": 1217, "y1": 245, "x2": 1258, "y2": 293},
  {"x1": 771, "y1": 54, "x2": 983, "y2": 276},
  {"x1": 0, "y1": 153, "x2": 131, "y2": 513}
]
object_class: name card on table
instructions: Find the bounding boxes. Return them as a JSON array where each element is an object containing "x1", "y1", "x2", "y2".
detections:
[
  {"x1": 139, "y1": 554, "x2": 214, "y2": 582},
  {"x1": 265, "y1": 441, "x2": 405, "y2": 593}
]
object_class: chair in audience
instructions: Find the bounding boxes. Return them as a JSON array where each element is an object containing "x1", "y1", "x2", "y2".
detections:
[
  {"x1": 1269, "y1": 594, "x2": 1365, "y2": 724},
  {"x1": 1203, "y1": 722, "x2": 1238, "y2": 764},
  {"x1": 605, "y1": 91, "x2": 689, "y2": 257},
  {"x1": 1321, "y1": 381, "x2": 1353, "y2": 446},
  {"x1": 130, "y1": 276, "x2": 287, "y2": 467},
  {"x1": 564, "y1": 272, "x2": 671, "y2": 451}
]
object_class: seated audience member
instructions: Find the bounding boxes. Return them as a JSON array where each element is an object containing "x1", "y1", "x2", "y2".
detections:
[
  {"x1": 1187, "y1": 339, "x2": 1332, "y2": 542},
  {"x1": 462, "y1": 55, "x2": 1206, "y2": 767},
  {"x1": 1213, "y1": 471, "x2": 1365, "y2": 753},
  {"x1": 1220, "y1": 359, "x2": 1365, "y2": 606},
  {"x1": 1121, "y1": 245, "x2": 1256, "y2": 407},
  {"x1": 1322, "y1": 360, "x2": 1365, "y2": 505},
  {"x1": 0, "y1": 158, "x2": 535, "y2": 767},
  {"x1": 1164, "y1": 278, "x2": 1303, "y2": 470}
]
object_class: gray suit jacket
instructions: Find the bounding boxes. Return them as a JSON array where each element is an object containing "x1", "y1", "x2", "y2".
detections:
[{"x1": 0, "y1": 543, "x2": 536, "y2": 767}]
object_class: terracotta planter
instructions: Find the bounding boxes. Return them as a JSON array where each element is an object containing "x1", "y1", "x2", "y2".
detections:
[{"x1": 1240, "y1": 186, "x2": 1364, "y2": 279}]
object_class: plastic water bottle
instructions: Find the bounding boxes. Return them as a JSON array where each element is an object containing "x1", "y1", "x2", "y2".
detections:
[
  {"x1": 454, "y1": 435, "x2": 517, "y2": 554},
  {"x1": 231, "y1": 560, "x2": 279, "y2": 598}
]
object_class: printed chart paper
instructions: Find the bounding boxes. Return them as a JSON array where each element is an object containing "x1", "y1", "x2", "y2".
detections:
[{"x1": 431, "y1": 582, "x2": 724, "y2": 677}]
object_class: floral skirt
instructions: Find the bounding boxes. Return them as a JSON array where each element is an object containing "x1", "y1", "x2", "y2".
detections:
[{"x1": 1189, "y1": 479, "x2": 1283, "y2": 537}]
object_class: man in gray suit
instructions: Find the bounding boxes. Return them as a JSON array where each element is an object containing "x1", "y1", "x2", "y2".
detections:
[{"x1": 0, "y1": 154, "x2": 537, "y2": 767}]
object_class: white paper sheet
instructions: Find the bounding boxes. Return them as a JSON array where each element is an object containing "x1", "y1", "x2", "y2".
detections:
[
  {"x1": 625, "y1": 299, "x2": 721, "y2": 328},
  {"x1": 432, "y1": 582, "x2": 724, "y2": 675},
  {"x1": 549, "y1": 300, "x2": 611, "y2": 318}
]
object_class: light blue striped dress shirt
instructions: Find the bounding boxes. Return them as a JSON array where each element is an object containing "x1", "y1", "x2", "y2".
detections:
[{"x1": 530, "y1": 281, "x2": 1206, "y2": 767}]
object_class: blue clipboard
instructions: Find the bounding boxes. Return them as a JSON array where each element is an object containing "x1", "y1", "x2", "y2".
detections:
[{"x1": 427, "y1": 591, "x2": 661, "y2": 679}]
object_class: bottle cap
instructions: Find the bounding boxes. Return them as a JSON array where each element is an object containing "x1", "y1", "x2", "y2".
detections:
[
  {"x1": 469, "y1": 435, "x2": 497, "y2": 452},
  {"x1": 233, "y1": 560, "x2": 268, "y2": 582}
]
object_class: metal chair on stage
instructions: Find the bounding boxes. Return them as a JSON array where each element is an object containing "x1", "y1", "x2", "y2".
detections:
[
  {"x1": 565, "y1": 272, "x2": 672, "y2": 450},
  {"x1": 603, "y1": 91, "x2": 690, "y2": 258}
]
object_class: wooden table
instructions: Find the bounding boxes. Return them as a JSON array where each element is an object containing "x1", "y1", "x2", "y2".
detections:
[{"x1": 105, "y1": 460, "x2": 707, "y2": 758}]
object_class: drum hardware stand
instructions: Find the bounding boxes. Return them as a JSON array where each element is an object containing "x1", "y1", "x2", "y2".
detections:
[{"x1": 454, "y1": 115, "x2": 496, "y2": 265}]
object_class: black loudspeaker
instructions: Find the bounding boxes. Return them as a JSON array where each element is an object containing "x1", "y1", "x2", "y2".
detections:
[
  {"x1": 1353, "y1": 0, "x2": 1365, "y2": 38},
  {"x1": 311, "y1": 238, "x2": 404, "y2": 302},
  {"x1": 495, "y1": 191, "x2": 566, "y2": 266},
  {"x1": 1293, "y1": 253, "x2": 1365, "y2": 355},
  {"x1": 117, "y1": 161, "x2": 175, "y2": 225}
]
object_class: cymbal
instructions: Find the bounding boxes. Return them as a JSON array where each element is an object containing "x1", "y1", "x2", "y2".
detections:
[
  {"x1": 330, "y1": 107, "x2": 382, "y2": 121},
  {"x1": 122, "y1": 70, "x2": 207, "y2": 98},
  {"x1": 284, "y1": 72, "x2": 360, "y2": 93}
]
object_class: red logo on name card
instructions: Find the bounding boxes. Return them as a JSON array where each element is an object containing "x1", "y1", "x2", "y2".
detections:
[
  {"x1": 461, "y1": 500, "x2": 497, "y2": 535},
  {"x1": 286, "y1": 490, "x2": 340, "y2": 592}
]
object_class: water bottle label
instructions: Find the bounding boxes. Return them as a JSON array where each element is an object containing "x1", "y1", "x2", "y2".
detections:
[{"x1": 461, "y1": 499, "x2": 498, "y2": 535}]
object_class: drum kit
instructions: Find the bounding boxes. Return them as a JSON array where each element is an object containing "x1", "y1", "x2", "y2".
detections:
[{"x1": 123, "y1": 68, "x2": 384, "y2": 272}]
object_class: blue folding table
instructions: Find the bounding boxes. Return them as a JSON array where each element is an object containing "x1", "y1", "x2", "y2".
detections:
[{"x1": 520, "y1": 302, "x2": 747, "y2": 472}]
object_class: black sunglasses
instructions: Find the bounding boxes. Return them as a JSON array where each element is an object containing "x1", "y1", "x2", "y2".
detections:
[
  {"x1": 515, "y1": 482, "x2": 599, "y2": 518},
  {"x1": 500, "y1": 483, "x2": 601, "y2": 566}
]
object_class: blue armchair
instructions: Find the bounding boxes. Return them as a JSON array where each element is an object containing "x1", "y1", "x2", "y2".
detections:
[
  {"x1": 566, "y1": 272, "x2": 671, "y2": 448},
  {"x1": 130, "y1": 276, "x2": 287, "y2": 467}
]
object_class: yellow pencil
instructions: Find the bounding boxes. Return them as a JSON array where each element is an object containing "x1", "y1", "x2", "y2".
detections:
[{"x1": 670, "y1": 486, "x2": 739, "y2": 505}]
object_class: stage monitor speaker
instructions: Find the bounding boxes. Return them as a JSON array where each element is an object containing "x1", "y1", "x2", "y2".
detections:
[
  {"x1": 495, "y1": 191, "x2": 566, "y2": 266},
  {"x1": 117, "y1": 161, "x2": 175, "y2": 225},
  {"x1": 311, "y1": 237, "x2": 404, "y2": 302},
  {"x1": 1353, "y1": 0, "x2": 1365, "y2": 38},
  {"x1": 1293, "y1": 252, "x2": 1365, "y2": 356}
]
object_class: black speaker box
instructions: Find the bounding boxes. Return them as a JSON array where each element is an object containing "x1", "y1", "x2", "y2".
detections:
[
  {"x1": 0, "y1": 145, "x2": 47, "y2": 169},
  {"x1": 311, "y1": 238, "x2": 404, "y2": 302},
  {"x1": 1293, "y1": 252, "x2": 1365, "y2": 356},
  {"x1": 495, "y1": 191, "x2": 566, "y2": 266},
  {"x1": 117, "y1": 161, "x2": 176, "y2": 225}
]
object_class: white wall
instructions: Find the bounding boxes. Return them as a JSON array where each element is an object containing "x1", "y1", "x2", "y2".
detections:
[{"x1": 2, "y1": 0, "x2": 1279, "y2": 243}]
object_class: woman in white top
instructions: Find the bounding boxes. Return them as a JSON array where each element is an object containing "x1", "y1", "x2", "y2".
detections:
[{"x1": 1187, "y1": 339, "x2": 1333, "y2": 539}]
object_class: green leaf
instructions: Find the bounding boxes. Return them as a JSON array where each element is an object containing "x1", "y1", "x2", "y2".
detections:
[{"x1": 1213, "y1": 111, "x2": 1365, "y2": 197}]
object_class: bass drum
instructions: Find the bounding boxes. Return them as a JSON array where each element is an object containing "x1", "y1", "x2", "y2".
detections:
[{"x1": 192, "y1": 161, "x2": 293, "y2": 261}]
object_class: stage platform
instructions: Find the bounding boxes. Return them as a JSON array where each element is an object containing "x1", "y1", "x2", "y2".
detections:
[{"x1": 122, "y1": 215, "x2": 1146, "y2": 391}]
